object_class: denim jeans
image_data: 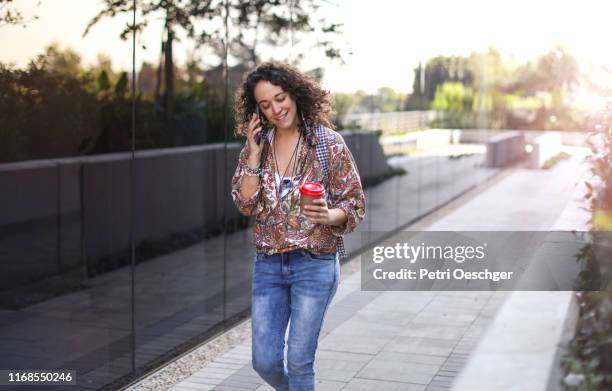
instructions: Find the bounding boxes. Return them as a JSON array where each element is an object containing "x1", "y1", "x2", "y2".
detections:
[{"x1": 251, "y1": 249, "x2": 340, "y2": 391}]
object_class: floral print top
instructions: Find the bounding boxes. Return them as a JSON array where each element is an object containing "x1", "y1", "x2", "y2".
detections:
[{"x1": 231, "y1": 125, "x2": 366, "y2": 255}]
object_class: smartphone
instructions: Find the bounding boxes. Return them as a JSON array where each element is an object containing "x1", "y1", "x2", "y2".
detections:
[{"x1": 254, "y1": 106, "x2": 265, "y2": 145}]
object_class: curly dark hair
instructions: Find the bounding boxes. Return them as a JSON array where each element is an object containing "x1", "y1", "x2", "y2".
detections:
[{"x1": 234, "y1": 62, "x2": 335, "y2": 138}]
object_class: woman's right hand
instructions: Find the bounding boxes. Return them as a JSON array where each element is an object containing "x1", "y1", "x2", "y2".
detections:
[{"x1": 246, "y1": 113, "x2": 264, "y2": 163}]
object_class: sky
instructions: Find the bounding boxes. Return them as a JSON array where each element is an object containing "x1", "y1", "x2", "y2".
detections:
[{"x1": 1, "y1": 0, "x2": 612, "y2": 94}]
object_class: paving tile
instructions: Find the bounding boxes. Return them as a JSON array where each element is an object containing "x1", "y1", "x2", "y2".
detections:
[
  {"x1": 233, "y1": 371, "x2": 263, "y2": 382},
  {"x1": 343, "y1": 378, "x2": 425, "y2": 391},
  {"x1": 335, "y1": 291, "x2": 381, "y2": 309},
  {"x1": 432, "y1": 375, "x2": 454, "y2": 384},
  {"x1": 316, "y1": 349, "x2": 374, "y2": 363},
  {"x1": 434, "y1": 372, "x2": 456, "y2": 380},
  {"x1": 207, "y1": 362, "x2": 244, "y2": 370},
  {"x1": 356, "y1": 351, "x2": 440, "y2": 385},
  {"x1": 427, "y1": 380, "x2": 452, "y2": 388},
  {"x1": 384, "y1": 336, "x2": 457, "y2": 357},
  {"x1": 223, "y1": 353, "x2": 252, "y2": 361},
  {"x1": 370, "y1": 352, "x2": 446, "y2": 366},
  {"x1": 214, "y1": 357, "x2": 250, "y2": 365},
  {"x1": 181, "y1": 375, "x2": 221, "y2": 385},
  {"x1": 398, "y1": 323, "x2": 469, "y2": 339},
  {"x1": 436, "y1": 367, "x2": 460, "y2": 375},
  {"x1": 317, "y1": 358, "x2": 367, "y2": 372},
  {"x1": 214, "y1": 385, "x2": 256, "y2": 390},
  {"x1": 327, "y1": 318, "x2": 404, "y2": 337},
  {"x1": 444, "y1": 357, "x2": 468, "y2": 365},
  {"x1": 448, "y1": 352, "x2": 470, "y2": 357},
  {"x1": 432, "y1": 294, "x2": 490, "y2": 304},
  {"x1": 425, "y1": 386, "x2": 452, "y2": 391},
  {"x1": 450, "y1": 348, "x2": 473, "y2": 355},
  {"x1": 440, "y1": 363, "x2": 464, "y2": 371},
  {"x1": 317, "y1": 367, "x2": 362, "y2": 383},
  {"x1": 425, "y1": 299, "x2": 485, "y2": 312},
  {"x1": 225, "y1": 372, "x2": 264, "y2": 382},
  {"x1": 174, "y1": 381, "x2": 215, "y2": 390},
  {"x1": 411, "y1": 311, "x2": 477, "y2": 327},
  {"x1": 364, "y1": 295, "x2": 434, "y2": 315},
  {"x1": 217, "y1": 378, "x2": 262, "y2": 389},
  {"x1": 170, "y1": 386, "x2": 214, "y2": 391},
  {"x1": 314, "y1": 379, "x2": 346, "y2": 390},
  {"x1": 194, "y1": 367, "x2": 238, "y2": 376},
  {"x1": 190, "y1": 371, "x2": 231, "y2": 380},
  {"x1": 319, "y1": 333, "x2": 390, "y2": 355},
  {"x1": 349, "y1": 308, "x2": 418, "y2": 326}
]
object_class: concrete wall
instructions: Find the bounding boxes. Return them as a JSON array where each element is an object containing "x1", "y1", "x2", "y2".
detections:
[
  {"x1": 485, "y1": 131, "x2": 527, "y2": 168},
  {"x1": 378, "y1": 128, "x2": 527, "y2": 169},
  {"x1": 529, "y1": 132, "x2": 563, "y2": 169},
  {"x1": 460, "y1": 129, "x2": 588, "y2": 147},
  {"x1": 0, "y1": 131, "x2": 389, "y2": 287}
]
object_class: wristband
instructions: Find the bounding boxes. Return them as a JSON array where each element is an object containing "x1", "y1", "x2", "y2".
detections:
[{"x1": 244, "y1": 164, "x2": 262, "y2": 176}]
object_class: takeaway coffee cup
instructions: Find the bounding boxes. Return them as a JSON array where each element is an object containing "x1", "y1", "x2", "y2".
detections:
[{"x1": 299, "y1": 181, "x2": 325, "y2": 210}]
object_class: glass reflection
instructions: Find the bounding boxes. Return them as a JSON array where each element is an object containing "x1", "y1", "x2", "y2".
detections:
[{"x1": 0, "y1": 1, "x2": 134, "y2": 389}]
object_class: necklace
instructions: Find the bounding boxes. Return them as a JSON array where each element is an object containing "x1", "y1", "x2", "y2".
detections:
[
  {"x1": 272, "y1": 129, "x2": 301, "y2": 235},
  {"x1": 273, "y1": 129, "x2": 301, "y2": 199}
]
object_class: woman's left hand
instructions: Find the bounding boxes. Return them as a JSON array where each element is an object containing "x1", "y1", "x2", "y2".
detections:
[{"x1": 302, "y1": 198, "x2": 332, "y2": 225}]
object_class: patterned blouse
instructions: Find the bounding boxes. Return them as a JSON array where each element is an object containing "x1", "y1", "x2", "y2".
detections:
[{"x1": 231, "y1": 125, "x2": 366, "y2": 255}]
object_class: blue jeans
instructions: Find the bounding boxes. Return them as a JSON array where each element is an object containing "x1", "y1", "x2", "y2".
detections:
[{"x1": 251, "y1": 249, "x2": 340, "y2": 391}]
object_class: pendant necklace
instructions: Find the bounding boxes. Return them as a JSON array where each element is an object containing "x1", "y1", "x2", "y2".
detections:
[
  {"x1": 273, "y1": 129, "x2": 301, "y2": 200},
  {"x1": 273, "y1": 129, "x2": 302, "y2": 233}
]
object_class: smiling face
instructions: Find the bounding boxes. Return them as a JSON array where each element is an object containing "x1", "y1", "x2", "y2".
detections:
[{"x1": 254, "y1": 80, "x2": 299, "y2": 132}]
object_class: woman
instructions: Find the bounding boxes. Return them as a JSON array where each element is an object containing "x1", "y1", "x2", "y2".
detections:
[{"x1": 231, "y1": 62, "x2": 366, "y2": 390}]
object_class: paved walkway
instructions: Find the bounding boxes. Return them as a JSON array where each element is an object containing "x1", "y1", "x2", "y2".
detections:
[{"x1": 167, "y1": 150, "x2": 589, "y2": 391}]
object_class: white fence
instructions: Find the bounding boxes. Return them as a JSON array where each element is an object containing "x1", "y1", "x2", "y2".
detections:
[{"x1": 342, "y1": 110, "x2": 437, "y2": 132}]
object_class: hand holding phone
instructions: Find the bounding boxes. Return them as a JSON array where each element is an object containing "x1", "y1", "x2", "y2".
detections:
[
  {"x1": 248, "y1": 111, "x2": 265, "y2": 156},
  {"x1": 254, "y1": 107, "x2": 266, "y2": 145}
]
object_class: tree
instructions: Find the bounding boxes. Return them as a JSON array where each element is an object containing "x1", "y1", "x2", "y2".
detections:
[
  {"x1": 332, "y1": 92, "x2": 355, "y2": 129},
  {"x1": 0, "y1": 56, "x2": 100, "y2": 162},
  {"x1": 506, "y1": 46, "x2": 578, "y2": 95},
  {"x1": 138, "y1": 62, "x2": 158, "y2": 100},
  {"x1": 374, "y1": 87, "x2": 399, "y2": 112},
  {"x1": 229, "y1": 0, "x2": 342, "y2": 67},
  {"x1": 406, "y1": 55, "x2": 474, "y2": 110},
  {"x1": 331, "y1": 87, "x2": 406, "y2": 123},
  {"x1": 84, "y1": 0, "x2": 342, "y2": 145},
  {"x1": 0, "y1": 0, "x2": 40, "y2": 28},
  {"x1": 503, "y1": 46, "x2": 580, "y2": 129},
  {"x1": 469, "y1": 47, "x2": 511, "y2": 92},
  {"x1": 85, "y1": 0, "x2": 217, "y2": 133},
  {"x1": 43, "y1": 44, "x2": 83, "y2": 76},
  {"x1": 431, "y1": 82, "x2": 475, "y2": 128}
]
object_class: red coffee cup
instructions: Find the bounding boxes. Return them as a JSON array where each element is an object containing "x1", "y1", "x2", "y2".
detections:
[{"x1": 299, "y1": 181, "x2": 325, "y2": 210}]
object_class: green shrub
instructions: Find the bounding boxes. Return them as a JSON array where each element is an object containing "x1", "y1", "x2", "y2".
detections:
[
  {"x1": 562, "y1": 111, "x2": 612, "y2": 390},
  {"x1": 542, "y1": 151, "x2": 571, "y2": 169}
]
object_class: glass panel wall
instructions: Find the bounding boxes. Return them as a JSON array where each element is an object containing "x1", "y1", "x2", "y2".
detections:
[{"x1": 0, "y1": 1, "x2": 135, "y2": 389}]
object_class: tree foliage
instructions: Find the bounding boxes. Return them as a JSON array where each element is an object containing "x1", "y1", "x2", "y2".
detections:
[
  {"x1": 0, "y1": 54, "x2": 100, "y2": 162},
  {"x1": 82, "y1": 0, "x2": 343, "y2": 145},
  {"x1": 413, "y1": 46, "x2": 582, "y2": 130},
  {"x1": 84, "y1": 0, "x2": 343, "y2": 65},
  {"x1": 0, "y1": 0, "x2": 40, "y2": 28},
  {"x1": 406, "y1": 55, "x2": 474, "y2": 110},
  {"x1": 562, "y1": 106, "x2": 612, "y2": 391}
]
